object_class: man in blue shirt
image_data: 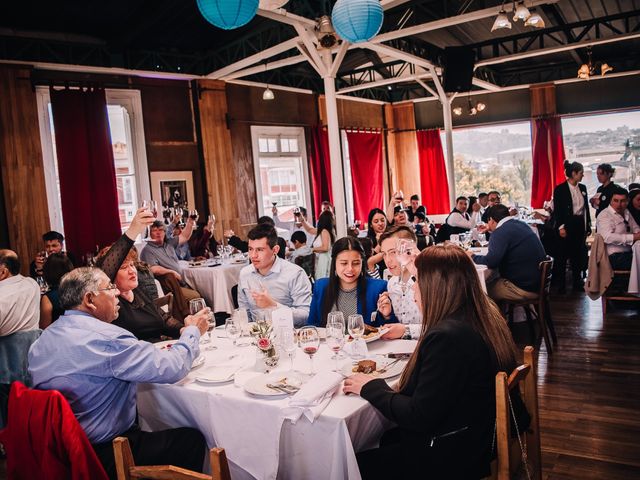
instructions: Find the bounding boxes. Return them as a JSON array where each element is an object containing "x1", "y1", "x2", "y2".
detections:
[
  {"x1": 238, "y1": 224, "x2": 312, "y2": 327},
  {"x1": 28, "y1": 267, "x2": 210, "y2": 478},
  {"x1": 470, "y1": 204, "x2": 546, "y2": 303}
]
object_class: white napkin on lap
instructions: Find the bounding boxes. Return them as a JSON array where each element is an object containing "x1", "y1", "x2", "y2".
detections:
[{"x1": 283, "y1": 372, "x2": 343, "y2": 424}]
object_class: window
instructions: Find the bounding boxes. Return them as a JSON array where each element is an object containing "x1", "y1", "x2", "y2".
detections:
[
  {"x1": 36, "y1": 88, "x2": 151, "y2": 234},
  {"x1": 442, "y1": 122, "x2": 533, "y2": 206},
  {"x1": 250, "y1": 126, "x2": 311, "y2": 221},
  {"x1": 562, "y1": 110, "x2": 640, "y2": 194},
  {"x1": 341, "y1": 131, "x2": 356, "y2": 224}
]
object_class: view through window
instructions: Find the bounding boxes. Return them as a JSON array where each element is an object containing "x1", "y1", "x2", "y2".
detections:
[
  {"x1": 250, "y1": 126, "x2": 311, "y2": 221},
  {"x1": 443, "y1": 122, "x2": 533, "y2": 205}
]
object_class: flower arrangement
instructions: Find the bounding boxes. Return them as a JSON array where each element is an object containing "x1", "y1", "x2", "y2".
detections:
[{"x1": 250, "y1": 320, "x2": 278, "y2": 368}]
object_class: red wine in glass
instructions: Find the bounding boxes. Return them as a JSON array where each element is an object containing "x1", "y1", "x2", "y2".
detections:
[{"x1": 303, "y1": 346, "x2": 318, "y2": 355}]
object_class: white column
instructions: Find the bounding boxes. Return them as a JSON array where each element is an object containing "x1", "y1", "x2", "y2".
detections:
[
  {"x1": 442, "y1": 96, "x2": 455, "y2": 208},
  {"x1": 322, "y1": 51, "x2": 347, "y2": 238}
]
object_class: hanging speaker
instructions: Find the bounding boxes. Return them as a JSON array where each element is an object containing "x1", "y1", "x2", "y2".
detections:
[{"x1": 442, "y1": 47, "x2": 475, "y2": 93}]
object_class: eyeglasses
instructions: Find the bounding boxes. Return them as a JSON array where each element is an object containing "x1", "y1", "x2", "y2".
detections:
[{"x1": 95, "y1": 283, "x2": 118, "y2": 293}]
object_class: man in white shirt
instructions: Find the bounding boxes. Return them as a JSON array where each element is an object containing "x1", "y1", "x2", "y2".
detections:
[
  {"x1": 447, "y1": 196, "x2": 481, "y2": 229},
  {"x1": 596, "y1": 187, "x2": 640, "y2": 270},
  {"x1": 272, "y1": 205, "x2": 312, "y2": 245},
  {"x1": 0, "y1": 250, "x2": 40, "y2": 337},
  {"x1": 238, "y1": 224, "x2": 312, "y2": 327}
]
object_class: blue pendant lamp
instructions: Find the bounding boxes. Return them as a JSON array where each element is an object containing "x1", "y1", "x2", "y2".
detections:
[
  {"x1": 331, "y1": 0, "x2": 384, "y2": 43},
  {"x1": 197, "y1": 0, "x2": 259, "y2": 30}
]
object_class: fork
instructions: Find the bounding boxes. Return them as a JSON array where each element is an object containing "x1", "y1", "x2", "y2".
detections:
[
  {"x1": 267, "y1": 383, "x2": 300, "y2": 394},
  {"x1": 377, "y1": 357, "x2": 404, "y2": 374}
]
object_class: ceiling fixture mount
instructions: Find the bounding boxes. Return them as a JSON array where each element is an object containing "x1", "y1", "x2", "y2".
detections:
[
  {"x1": 315, "y1": 15, "x2": 338, "y2": 49},
  {"x1": 577, "y1": 47, "x2": 613, "y2": 79},
  {"x1": 262, "y1": 62, "x2": 275, "y2": 101}
]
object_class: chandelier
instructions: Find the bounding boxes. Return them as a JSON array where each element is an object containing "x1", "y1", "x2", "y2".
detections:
[
  {"x1": 577, "y1": 47, "x2": 613, "y2": 79},
  {"x1": 491, "y1": 1, "x2": 545, "y2": 32}
]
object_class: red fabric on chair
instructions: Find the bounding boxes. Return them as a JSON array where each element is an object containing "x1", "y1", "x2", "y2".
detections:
[
  {"x1": 50, "y1": 87, "x2": 122, "y2": 262},
  {"x1": 346, "y1": 131, "x2": 383, "y2": 222},
  {"x1": 307, "y1": 125, "x2": 333, "y2": 218},
  {"x1": 531, "y1": 116, "x2": 566, "y2": 208},
  {"x1": 417, "y1": 130, "x2": 450, "y2": 215},
  {"x1": 0, "y1": 381, "x2": 108, "y2": 480}
]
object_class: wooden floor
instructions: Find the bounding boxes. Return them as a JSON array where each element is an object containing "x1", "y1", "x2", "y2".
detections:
[{"x1": 512, "y1": 292, "x2": 640, "y2": 479}]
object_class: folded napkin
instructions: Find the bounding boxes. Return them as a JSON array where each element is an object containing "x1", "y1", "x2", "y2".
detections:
[{"x1": 283, "y1": 372, "x2": 343, "y2": 424}]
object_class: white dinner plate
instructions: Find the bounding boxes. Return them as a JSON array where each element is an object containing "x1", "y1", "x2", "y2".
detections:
[
  {"x1": 195, "y1": 365, "x2": 241, "y2": 384},
  {"x1": 243, "y1": 372, "x2": 302, "y2": 397},
  {"x1": 341, "y1": 357, "x2": 407, "y2": 380},
  {"x1": 347, "y1": 327, "x2": 389, "y2": 344}
]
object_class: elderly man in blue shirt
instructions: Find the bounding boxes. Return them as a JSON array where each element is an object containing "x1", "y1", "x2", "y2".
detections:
[
  {"x1": 238, "y1": 224, "x2": 312, "y2": 327},
  {"x1": 28, "y1": 267, "x2": 210, "y2": 478}
]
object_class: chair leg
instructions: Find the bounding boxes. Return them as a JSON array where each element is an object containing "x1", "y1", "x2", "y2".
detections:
[
  {"x1": 536, "y1": 303, "x2": 553, "y2": 355},
  {"x1": 601, "y1": 295, "x2": 607, "y2": 319},
  {"x1": 523, "y1": 306, "x2": 537, "y2": 349},
  {"x1": 544, "y1": 300, "x2": 557, "y2": 345}
]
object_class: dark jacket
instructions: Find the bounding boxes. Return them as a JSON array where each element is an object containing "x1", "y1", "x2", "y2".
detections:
[
  {"x1": 360, "y1": 315, "x2": 529, "y2": 479},
  {"x1": 307, "y1": 277, "x2": 397, "y2": 327},
  {"x1": 473, "y1": 218, "x2": 547, "y2": 292},
  {"x1": 552, "y1": 181, "x2": 591, "y2": 234}
]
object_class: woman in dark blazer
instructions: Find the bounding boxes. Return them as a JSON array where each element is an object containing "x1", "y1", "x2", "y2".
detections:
[
  {"x1": 307, "y1": 236, "x2": 397, "y2": 327},
  {"x1": 551, "y1": 160, "x2": 591, "y2": 293},
  {"x1": 343, "y1": 244, "x2": 529, "y2": 479}
]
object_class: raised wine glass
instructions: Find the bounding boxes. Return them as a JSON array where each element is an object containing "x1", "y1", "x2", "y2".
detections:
[
  {"x1": 189, "y1": 298, "x2": 210, "y2": 346},
  {"x1": 189, "y1": 209, "x2": 198, "y2": 229},
  {"x1": 298, "y1": 326, "x2": 320, "y2": 375},
  {"x1": 396, "y1": 239, "x2": 416, "y2": 289},
  {"x1": 141, "y1": 200, "x2": 157, "y2": 239}
]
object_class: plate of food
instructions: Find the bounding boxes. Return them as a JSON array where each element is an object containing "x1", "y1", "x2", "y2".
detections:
[
  {"x1": 341, "y1": 357, "x2": 406, "y2": 380},
  {"x1": 243, "y1": 372, "x2": 302, "y2": 397},
  {"x1": 348, "y1": 325, "x2": 389, "y2": 343}
]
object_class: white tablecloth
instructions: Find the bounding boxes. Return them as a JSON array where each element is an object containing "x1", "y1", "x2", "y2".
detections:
[
  {"x1": 182, "y1": 261, "x2": 247, "y2": 314},
  {"x1": 137, "y1": 334, "x2": 417, "y2": 480}
]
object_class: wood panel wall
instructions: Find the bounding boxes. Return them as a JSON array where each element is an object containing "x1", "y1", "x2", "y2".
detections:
[
  {"x1": 385, "y1": 102, "x2": 420, "y2": 198},
  {"x1": 196, "y1": 80, "x2": 244, "y2": 236},
  {"x1": 0, "y1": 66, "x2": 50, "y2": 274},
  {"x1": 317, "y1": 96, "x2": 384, "y2": 129}
]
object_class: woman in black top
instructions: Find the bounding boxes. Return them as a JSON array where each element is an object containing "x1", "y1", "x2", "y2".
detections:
[
  {"x1": 343, "y1": 244, "x2": 528, "y2": 479},
  {"x1": 95, "y1": 208, "x2": 198, "y2": 342},
  {"x1": 365, "y1": 208, "x2": 388, "y2": 277},
  {"x1": 591, "y1": 163, "x2": 618, "y2": 217},
  {"x1": 551, "y1": 160, "x2": 591, "y2": 293},
  {"x1": 628, "y1": 189, "x2": 640, "y2": 226}
]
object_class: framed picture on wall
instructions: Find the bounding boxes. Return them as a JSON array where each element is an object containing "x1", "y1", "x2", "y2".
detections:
[{"x1": 150, "y1": 171, "x2": 195, "y2": 216}]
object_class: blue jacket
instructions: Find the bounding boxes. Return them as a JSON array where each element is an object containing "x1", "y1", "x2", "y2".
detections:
[
  {"x1": 473, "y1": 218, "x2": 546, "y2": 292},
  {"x1": 307, "y1": 277, "x2": 398, "y2": 327}
]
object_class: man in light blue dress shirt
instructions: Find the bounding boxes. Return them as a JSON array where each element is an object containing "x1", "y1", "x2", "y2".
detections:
[
  {"x1": 238, "y1": 224, "x2": 312, "y2": 327},
  {"x1": 28, "y1": 267, "x2": 210, "y2": 478}
]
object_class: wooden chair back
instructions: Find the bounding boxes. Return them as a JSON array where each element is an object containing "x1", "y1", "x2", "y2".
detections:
[
  {"x1": 538, "y1": 257, "x2": 553, "y2": 299},
  {"x1": 492, "y1": 346, "x2": 542, "y2": 480},
  {"x1": 113, "y1": 437, "x2": 231, "y2": 480},
  {"x1": 153, "y1": 293, "x2": 174, "y2": 315}
]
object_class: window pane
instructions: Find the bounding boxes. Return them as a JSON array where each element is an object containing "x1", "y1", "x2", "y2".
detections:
[
  {"x1": 267, "y1": 138, "x2": 278, "y2": 153},
  {"x1": 280, "y1": 138, "x2": 290, "y2": 152},
  {"x1": 445, "y1": 122, "x2": 533, "y2": 205},
  {"x1": 259, "y1": 158, "x2": 304, "y2": 218},
  {"x1": 289, "y1": 138, "x2": 299, "y2": 152},
  {"x1": 259, "y1": 138, "x2": 269, "y2": 153}
]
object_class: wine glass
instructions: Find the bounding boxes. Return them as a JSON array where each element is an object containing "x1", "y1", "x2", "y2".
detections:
[
  {"x1": 397, "y1": 239, "x2": 415, "y2": 288},
  {"x1": 189, "y1": 298, "x2": 209, "y2": 345},
  {"x1": 326, "y1": 324, "x2": 345, "y2": 372},
  {"x1": 298, "y1": 326, "x2": 320, "y2": 375},
  {"x1": 36, "y1": 276, "x2": 49, "y2": 294},
  {"x1": 278, "y1": 327, "x2": 297, "y2": 372},
  {"x1": 347, "y1": 314, "x2": 366, "y2": 360},
  {"x1": 216, "y1": 244, "x2": 224, "y2": 258},
  {"x1": 327, "y1": 311, "x2": 345, "y2": 331},
  {"x1": 189, "y1": 209, "x2": 198, "y2": 229},
  {"x1": 225, "y1": 318, "x2": 241, "y2": 347},
  {"x1": 142, "y1": 200, "x2": 158, "y2": 239}
]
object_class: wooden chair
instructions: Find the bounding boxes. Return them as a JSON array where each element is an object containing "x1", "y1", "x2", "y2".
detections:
[
  {"x1": 505, "y1": 257, "x2": 556, "y2": 354},
  {"x1": 601, "y1": 269, "x2": 640, "y2": 317},
  {"x1": 153, "y1": 292, "x2": 174, "y2": 315},
  {"x1": 113, "y1": 437, "x2": 231, "y2": 480},
  {"x1": 490, "y1": 346, "x2": 542, "y2": 480}
]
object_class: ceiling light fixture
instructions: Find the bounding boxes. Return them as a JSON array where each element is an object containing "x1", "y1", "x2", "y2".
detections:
[
  {"x1": 513, "y1": 1, "x2": 530, "y2": 21},
  {"x1": 524, "y1": 9, "x2": 545, "y2": 28},
  {"x1": 577, "y1": 47, "x2": 613, "y2": 80},
  {"x1": 492, "y1": 1, "x2": 546, "y2": 33},
  {"x1": 491, "y1": 8, "x2": 512, "y2": 32},
  {"x1": 452, "y1": 98, "x2": 487, "y2": 117},
  {"x1": 453, "y1": 106, "x2": 463, "y2": 116},
  {"x1": 262, "y1": 62, "x2": 275, "y2": 100}
]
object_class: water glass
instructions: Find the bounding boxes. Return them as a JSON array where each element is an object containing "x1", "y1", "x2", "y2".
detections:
[
  {"x1": 327, "y1": 311, "x2": 345, "y2": 332},
  {"x1": 225, "y1": 318, "x2": 241, "y2": 346},
  {"x1": 348, "y1": 314, "x2": 366, "y2": 360},
  {"x1": 326, "y1": 325, "x2": 345, "y2": 371},
  {"x1": 278, "y1": 327, "x2": 297, "y2": 372}
]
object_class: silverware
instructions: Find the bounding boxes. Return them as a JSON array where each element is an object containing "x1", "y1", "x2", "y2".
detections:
[
  {"x1": 377, "y1": 357, "x2": 404, "y2": 374},
  {"x1": 266, "y1": 383, "x2": 300, "y2": 394}
]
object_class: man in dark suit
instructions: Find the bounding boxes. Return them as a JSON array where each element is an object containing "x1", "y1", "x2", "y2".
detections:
[
  {"x1": 470, "y1": 205, "x2": 546, "y2": 303},
  {"x1": 550, "y1": 161, "x2": 591, "y2": 293}
]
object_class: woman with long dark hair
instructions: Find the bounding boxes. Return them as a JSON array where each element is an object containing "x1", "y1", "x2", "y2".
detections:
[
  {"x1": 628, "y1": 189, "x2": 640, "y2": 226},
  {"x1": 551, "y1": 160, "x2": 591, "y2": 293},
  {"x1": 365, "y1": 208, "x2": 388, "y2": 277},
  {"x1": 312, "y1": 210, "x2": 335, "y2": 280},
  {"x1": 590, "y1": 163, "x2": 618, "y2": 217},
  {"x1": 39, "y1": 252, "x2": 74, "y2": 329},
  {"x1": 344, "y1": 244, "x2": 528, "y2": 479},
  {"x1": 307, "y1": 237, "x2": 396, "y2": 327}
]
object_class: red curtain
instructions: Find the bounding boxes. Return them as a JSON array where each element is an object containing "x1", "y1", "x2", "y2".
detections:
[
  {"x1": 50, "y1": 88, "x2": 121, "y2": 260},
  {"x1": 307, "y1": 126, "x2": 333, "y2": 218},
  {"x1": 346, "y1": 131, "x2": 383, "y2": 223},
  {"x1": 531, "y1": 116, "x2": 566, "y2": 208},
  {"x1": 417, "y1": 130, "x2": 450, "y2": 215}
]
